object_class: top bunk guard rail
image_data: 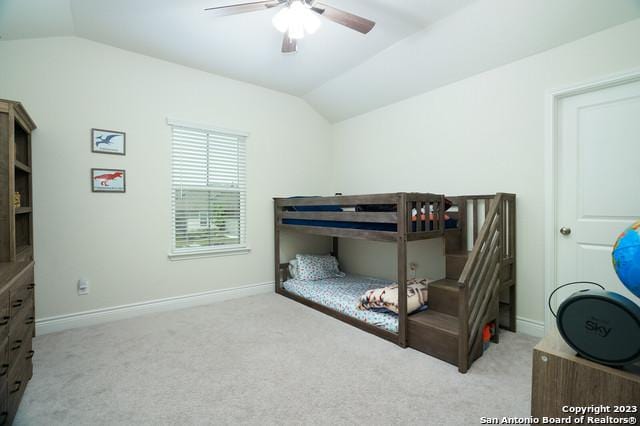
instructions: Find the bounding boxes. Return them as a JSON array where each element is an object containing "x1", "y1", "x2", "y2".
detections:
[
  {"x1": 274, "y1": 192, "x2": 446, "y2": 242},
  {"x1": 276, "y1": 193, "x2": 401, "y2": 207},
  {"x1": 445, "y1": 194, "x2": 498, "y2": 252},
  {"x1": 282, "y1": 211, "x2": 398, "y2": 223}
]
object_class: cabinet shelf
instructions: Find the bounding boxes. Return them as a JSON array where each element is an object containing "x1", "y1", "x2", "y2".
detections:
[
  {"x1": 14, "y1": 160, "x2": 31, "y2": 173},
  {"x1": 15, "y1": 207, "x2": 32, "y2": 215}
]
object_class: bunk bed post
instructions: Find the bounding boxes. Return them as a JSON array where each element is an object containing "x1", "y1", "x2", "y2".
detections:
[
  {"x1": 274, "y1": 198, "x2": 282, "y2": 294},
  {"x1": 438, "y1": 195, "x2": 445, "y2": 233},
  {"x1": 332, "y1": 237, "x2": 339, "y2": 260},
  {"x1": 508, "y1": 195, "x2": 517, "y2": 332},
  {"x1": 459, "y1": 199, "x2": 468, "y2": 253},
  {"x1": 397, "y1": 193, "x2": 408, "y2": 348},
  {"x1": 458, "y1": 283, "x2": 470, "y2": 373}
]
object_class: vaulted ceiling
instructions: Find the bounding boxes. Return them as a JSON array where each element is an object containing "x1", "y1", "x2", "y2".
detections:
[{"x1": 2, "y1": 0, "x2": 640, "y2": 121}]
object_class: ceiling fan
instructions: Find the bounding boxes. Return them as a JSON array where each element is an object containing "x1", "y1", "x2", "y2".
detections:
[{"x1": 204, "y1": 0, "x2": 376, "y2": 53}]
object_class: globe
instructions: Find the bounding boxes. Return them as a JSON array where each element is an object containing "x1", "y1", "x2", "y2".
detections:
[{"x1": 612, "y1": 220, "x2": 640, "y2": 298}]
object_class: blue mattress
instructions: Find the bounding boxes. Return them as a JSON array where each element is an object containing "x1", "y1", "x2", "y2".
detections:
[
  {"x1": 282, "y1": 218, "x2": 458, "y2": 231},
  {"x1": 283, "y1": 275, "x2": 399, "y2": 333}
]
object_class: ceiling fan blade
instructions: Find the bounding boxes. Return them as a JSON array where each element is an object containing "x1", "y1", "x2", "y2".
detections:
[
  {"x1": 311, "y1": 3, "x2": 375, "y2": 34},
  {"x1": 282, "y1": 32, "x2": 297, "y2": 53},
  {"x1": 204, "y1": 0, "x2": 283, "y2": 17}
]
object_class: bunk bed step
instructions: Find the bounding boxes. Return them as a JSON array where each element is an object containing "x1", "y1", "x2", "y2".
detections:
[
  {"x1": 408, "y1": 310, "x2": 459, "y2": 366},
  {"x1": 428, "y1": 279, "x2": 460, "y2": 317},
  {"x1": 409, "y1": 310, "x2": 459, "y2": 334},
  {"x1": 445, "y1": 252, "x2": 469, "y2": 280}
]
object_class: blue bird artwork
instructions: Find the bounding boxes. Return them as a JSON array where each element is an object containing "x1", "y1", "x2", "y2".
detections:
[
  {"x1": 93, "y1": 129, "x2": 125, "y2": 154},
  {"x1": 95, "y1": 134, "x2": 120, "y2": 147}
]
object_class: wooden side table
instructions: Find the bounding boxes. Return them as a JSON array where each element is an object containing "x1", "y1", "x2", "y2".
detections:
[{"x1": 532, "y1": 330, "x2": 640, "y2": 421}]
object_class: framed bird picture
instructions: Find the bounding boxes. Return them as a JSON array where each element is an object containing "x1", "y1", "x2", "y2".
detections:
[
  {"x1": 91, "y1": 128, "x2": 126, "y2": 155},
  {"x1": 92, "y1": 168, "x2": 126, "y2": 193}
]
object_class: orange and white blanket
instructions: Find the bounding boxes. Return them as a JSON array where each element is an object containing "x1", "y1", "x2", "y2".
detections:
[{"x1": 357, "y1": 278, "x2": 430, "y2": 314}]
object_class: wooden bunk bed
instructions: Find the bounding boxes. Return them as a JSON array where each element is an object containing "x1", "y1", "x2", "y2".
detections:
[{"x1": 274, "y1": 192, "x2": 516, "y2": 373}]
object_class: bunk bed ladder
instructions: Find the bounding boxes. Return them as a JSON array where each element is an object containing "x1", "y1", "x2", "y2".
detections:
[{"x1": 456, "y1": 193, "x2": 516, "y2": 373}]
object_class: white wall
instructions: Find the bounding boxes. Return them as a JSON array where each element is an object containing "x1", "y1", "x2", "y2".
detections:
[
  {"x1": 2, "y1": 19, "x2": 640, "y2": 330},
  {"x1": 0, "y1": 37, "x2": 333, "y2": 319},
  {"x1": 331, "y1": 18, "x2": 640, "y2": 326},
  {"x1": 338, "y1": 238, "x2": 445, "y2": 283}
]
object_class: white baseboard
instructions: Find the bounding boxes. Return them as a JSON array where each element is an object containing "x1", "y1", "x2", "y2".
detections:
[
  {"x1": 37, "y1": 283, "x2": 547, "y2": 339},
  {"x1": 36, "y1": 281, "x2": 274, "y2": 335},
  {"x1": 516, "y1": 316, "x2": 545, "y2": 338}
]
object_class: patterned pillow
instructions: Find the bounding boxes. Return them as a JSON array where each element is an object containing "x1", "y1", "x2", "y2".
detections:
[
  {"x1": 357, "y1": 278, "x2": 430, "y2": 314},
  {"x1": 295, "y1": 254, "x2": 345, "y2": 281},
  {"x1": 288, "y1": 259, "x2": 299, "y2": 280}
]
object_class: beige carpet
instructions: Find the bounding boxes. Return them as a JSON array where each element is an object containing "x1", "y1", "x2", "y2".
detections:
[{"x1": 16, "y1": 293, "x2": 538, "y2": 425}]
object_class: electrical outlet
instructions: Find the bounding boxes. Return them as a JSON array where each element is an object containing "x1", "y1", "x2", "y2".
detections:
[
  {"x1": 78, "y1": 279, "x2": 89, "y2": 295},
  {"x1": 409, "y1": 262, "x2": 417, "y2": 279}
]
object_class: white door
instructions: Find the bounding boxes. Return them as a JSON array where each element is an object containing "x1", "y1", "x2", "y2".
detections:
[{"x1": 554, "y1": 77, "x2": 640, "y2": 313}]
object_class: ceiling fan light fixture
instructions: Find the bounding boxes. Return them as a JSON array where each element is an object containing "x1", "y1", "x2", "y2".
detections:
[
  {"x1": 301, "y1": 9, "x2": 321, "y2": 34},
  {"x1": 272, "y1": 0, "x2": 321, "y2": 38},
  {"x1": 288, "y1": 20, "x2": 305, "y2": 39},
  {"x1": 272, "y1": 7, "x2": 290, "y2": 33},
  {"x1": 206, "y1": 0, "x2": 375, "y2": 54}
]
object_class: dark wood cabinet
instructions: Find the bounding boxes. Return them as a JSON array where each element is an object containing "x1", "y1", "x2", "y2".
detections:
[
  {"x1": 0, "y1": 100, "x2": 36, "y2": 425},
  {"x1": 532, "y1": 331, "x2": 640, "y2": 421}
]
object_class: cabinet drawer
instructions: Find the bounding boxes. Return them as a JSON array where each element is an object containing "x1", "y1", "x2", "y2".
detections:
[
  {"x1": 0, "y1": 288, "x2": 9, "y2": 343},
  {"x1": 0, "y1": 337, "x2": 7, "y2": 378},
  {"x1": 13, "y1": 338, "x2": 33, "y2": 381},
  {"x1": 0, "y1": 313, "x2": 8, "y2": 345},
  {"x1": 9, "y1": 286, "x2": 33, "y2": 319},
  {"x1": 0, "y1": 337, "x2": 7, "y2": 409},
  {"x1": 9, "y1": 299, "x2": 33, "y2": 344},
  {"x1": 10, "y1": 265, "x2": 33, "y2": 296},
  {"x1": 9, "y1": 264, "x2": 34, "y2": 319},
  {"x1": 7, "y1": 371, "x2": 26, "y2": 424},
  {"x1": 6, "y1": 339, "x2": 32, "y2": 422},
  {"x1": 24, "y1": 348, "x2": 32, "y2": 382},
  {"x1": 7, "y1": 324, "x2": 33, "y2": 369},
  {"x1": 0, "y1": 386, "x2": 7, "y2": 426}
]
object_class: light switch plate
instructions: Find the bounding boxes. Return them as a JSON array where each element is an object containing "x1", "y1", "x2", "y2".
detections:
[{"x1": 78, "y1": 279, "x2": 89, "y2": 295}]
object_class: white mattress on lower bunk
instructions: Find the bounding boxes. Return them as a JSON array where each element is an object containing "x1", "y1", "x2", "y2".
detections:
[{"x1": 282, "y1": 274, "x2": 399, "y2": 333}]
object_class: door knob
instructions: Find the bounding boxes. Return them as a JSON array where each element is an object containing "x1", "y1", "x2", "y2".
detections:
[{"x1": 560, "y1": 227, "x2": 572, "y2": 236}]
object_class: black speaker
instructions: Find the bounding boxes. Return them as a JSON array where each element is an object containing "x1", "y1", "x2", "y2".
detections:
[{"x1": 556, "y1": 289, "x2": 640, "y2": 366}]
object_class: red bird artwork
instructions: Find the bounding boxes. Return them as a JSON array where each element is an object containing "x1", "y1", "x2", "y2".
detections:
[{"x1": 94, "y1": 171, "x2": 123, "y2": 187}]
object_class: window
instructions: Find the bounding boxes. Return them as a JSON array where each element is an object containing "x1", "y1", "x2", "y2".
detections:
[{"x1": 169, "y1": 120, "x2": 248, "y2": 258}]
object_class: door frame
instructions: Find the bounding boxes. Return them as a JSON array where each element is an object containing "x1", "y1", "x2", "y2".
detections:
[{"x1": 544, "y1": 68, "x2": 640, "y2": 333}]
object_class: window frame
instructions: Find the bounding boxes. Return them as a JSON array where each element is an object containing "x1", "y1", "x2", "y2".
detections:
[{"x1": 167, "y1": 118, "x2": 250, "y2": 260}]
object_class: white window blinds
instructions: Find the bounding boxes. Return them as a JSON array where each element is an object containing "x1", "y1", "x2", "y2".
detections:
[{"x1": 170, "y1": 122, "x2": 247, "y2": 256}]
